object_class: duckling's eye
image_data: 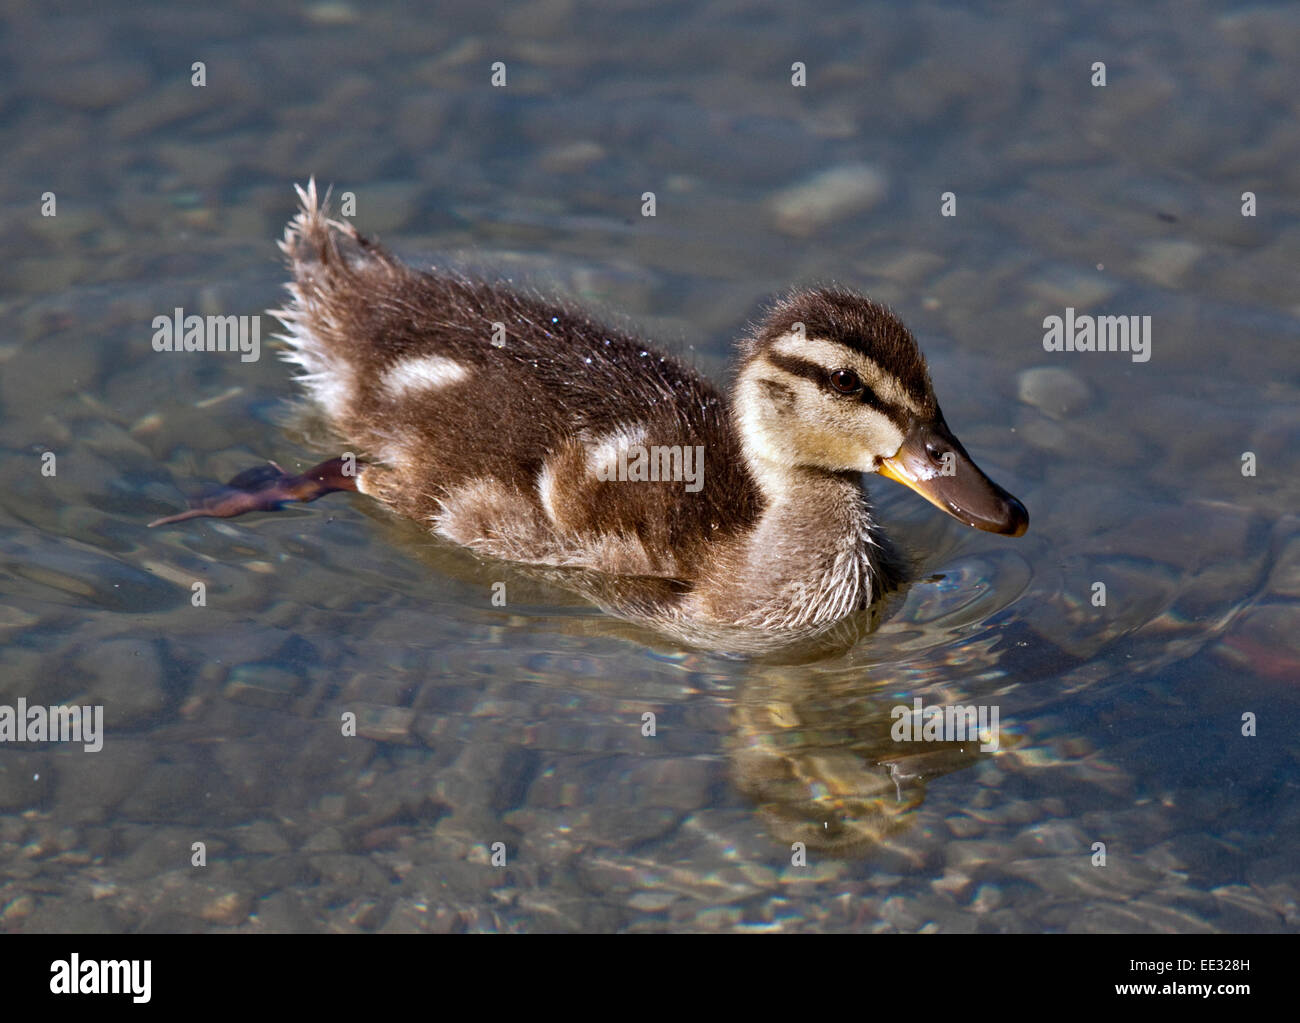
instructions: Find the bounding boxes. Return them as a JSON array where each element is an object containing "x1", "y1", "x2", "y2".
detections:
[{"x1": 829, "y1": 369, "x2": 861, "y2": 394}]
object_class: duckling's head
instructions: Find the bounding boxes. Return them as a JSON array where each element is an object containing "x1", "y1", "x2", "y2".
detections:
[{"x1": 735, "y1": 288, "x2": 1028, "y2": 536}]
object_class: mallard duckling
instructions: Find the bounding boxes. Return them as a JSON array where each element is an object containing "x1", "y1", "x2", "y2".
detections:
[{"x1": 151, "y1": 181, "x2": 1027, "y2": 647}]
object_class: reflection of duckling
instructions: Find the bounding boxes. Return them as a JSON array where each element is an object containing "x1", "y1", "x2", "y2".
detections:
[
  {"x1": 729, "y1": 672, "x2": 988, "y2": 856},
  {"x1": 152, "y1": 181, "x2": 1026, "y2": 648}
]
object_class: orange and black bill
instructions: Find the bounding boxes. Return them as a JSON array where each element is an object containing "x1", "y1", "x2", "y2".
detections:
[{"x1": 878, "y1": 417, "x2": 1028, "y2": 536}]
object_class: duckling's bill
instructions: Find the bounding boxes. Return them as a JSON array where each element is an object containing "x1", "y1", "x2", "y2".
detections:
[{"x1": 877, "y1": 418, "x2": 1028, "y2": 536}]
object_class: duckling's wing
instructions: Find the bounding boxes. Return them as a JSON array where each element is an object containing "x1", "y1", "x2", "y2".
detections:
[{"x1": 272, "y1": 182, "x2": 760, "y2": 582}]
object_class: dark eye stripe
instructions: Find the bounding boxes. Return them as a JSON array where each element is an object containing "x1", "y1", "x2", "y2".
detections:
[{"x1": 764, "y1": 352, "x2": 910, "y2": 422}]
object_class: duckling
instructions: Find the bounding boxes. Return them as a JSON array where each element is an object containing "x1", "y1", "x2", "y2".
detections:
[{"x1": 151, "y1": 181, "x2": 1027, "y2": 649}]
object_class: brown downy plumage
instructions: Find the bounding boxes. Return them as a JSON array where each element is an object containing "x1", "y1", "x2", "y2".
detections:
[{"x1": 151, "y1": 180, "x2": 1027, "y2": 652}]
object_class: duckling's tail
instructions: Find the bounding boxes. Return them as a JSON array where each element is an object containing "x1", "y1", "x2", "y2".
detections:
[
  {"x1": 276, "y1": 177, "x2": 392, "y2": 271},
  {"x1": 270, "y1": 178, "x2": 410, "y2": 425}
]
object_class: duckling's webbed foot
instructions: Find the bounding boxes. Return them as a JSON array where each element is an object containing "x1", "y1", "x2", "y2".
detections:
[{"x1": 148, "y1": 457, "x2": 359, "y2": 527}]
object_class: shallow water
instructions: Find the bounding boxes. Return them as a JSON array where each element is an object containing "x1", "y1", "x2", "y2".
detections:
[{"x1": 1, "y1": 0, "x2": 1298, "y2": 932}]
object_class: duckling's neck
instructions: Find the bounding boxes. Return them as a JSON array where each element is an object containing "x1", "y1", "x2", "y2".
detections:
[
  {"x1": 694, "y1": 461, "x2": 882, "y2": 630},
  {"x1": 686, "y1": 386, "x2": 889, "y2": 629}
]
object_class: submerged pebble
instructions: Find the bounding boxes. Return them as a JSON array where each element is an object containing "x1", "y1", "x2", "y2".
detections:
[
  {"x1": 1016, "y1": 366, "x2": 1092, "y2": 419},
  {"x1": 767, "y1": 164, "x2": 888, "y2": 237}
]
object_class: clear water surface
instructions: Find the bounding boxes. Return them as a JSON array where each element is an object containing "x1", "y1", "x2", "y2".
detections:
[{"x1": 0, "y1": 0, "x2": 1297, "y2": 932}]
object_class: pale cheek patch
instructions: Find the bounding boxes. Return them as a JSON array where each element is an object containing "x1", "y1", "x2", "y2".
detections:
[
  {"x1": 852, "y1": 418, "x2": 904, "y2": 471},
  {"x1": 808, "y1": 416, "x2": 903, "y2": 473},
  {"x1": 382, "y1": 355, "x2": 470, "y2": 398},
  {"x1": 796, "y1": 391, "x2": 904, "y2": 472}
]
